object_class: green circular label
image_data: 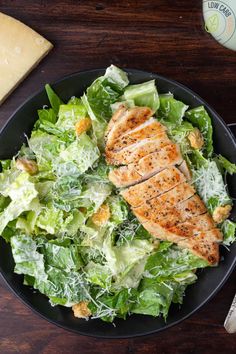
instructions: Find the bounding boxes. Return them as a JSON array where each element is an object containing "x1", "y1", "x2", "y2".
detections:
[{"x1": 203, "y1": 0, "x2": 236, "y2": 50}]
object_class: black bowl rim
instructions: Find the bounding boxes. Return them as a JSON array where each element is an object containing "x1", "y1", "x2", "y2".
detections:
[{"x1": 0, "y1": 68, "x2": 236, "y2": 339}]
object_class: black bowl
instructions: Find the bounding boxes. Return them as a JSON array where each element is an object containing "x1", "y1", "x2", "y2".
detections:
[{"x1": 0, "y1": 69, "x2": 236, "y2": 338}]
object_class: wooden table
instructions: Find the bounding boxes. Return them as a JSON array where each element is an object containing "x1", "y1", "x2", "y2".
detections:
[{"x1": 0, "y1": 1, "x2": 236, "y2": 353}]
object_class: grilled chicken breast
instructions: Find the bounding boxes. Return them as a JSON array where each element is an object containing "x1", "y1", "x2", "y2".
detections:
[
  {"x1": 106, "y1": 106, "x2": 153, "y2": 149},
  {"x1": 109, "y1": 143, "x2": 183, "y2": 187},
  {"x1": 106, "y1": 106, "x2": 222, "y2": 264},
  {"x1": 109, "y1": 117, "x2": 166, "y2": 151},
  {"x1": 121, "y1": 167, "x2": 186, "y2": 207},
  {"x1": 106, "y1": 132, "x2": 171, "y2": 165}
]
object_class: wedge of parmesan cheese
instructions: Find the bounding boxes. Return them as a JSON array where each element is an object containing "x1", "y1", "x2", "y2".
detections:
[{"x1": 0, "y1": 12, "x2": 53, "y2": 104}]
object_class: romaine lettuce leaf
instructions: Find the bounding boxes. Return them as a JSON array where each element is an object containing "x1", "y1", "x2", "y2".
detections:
[
  {"x1": 45, "y1": 84, "x2": 64, "y2": 114},
  {"x1": 111, "y1": 99, "x2": 135, "y2": 112},
  {"x1": 89, "y1": 287, "x2": 137, "y2": 321},
  {"x1": 144, "y1": 244, "x2": 208, "y2": 280},
  {"x1": 221, "y1": 220, "x2": 236, "y2": 246},
  {"x1": 131, "y1": 278, "x2": 175, "y2": 318},
  {"x1": 55, "y1": 104, "x2": 87, "y2": 132},
  {"x1": 103, "y1": 232, "x2": 154, "y2": 286},
  {"x1": 124, "y1": 80, "x2": 159, "y2": 112},
  {"x1": 67, "y1": 96, "x2": 82, "y2": 105},
  {"x1": 0, "y1": 159, "x2": 11, "y2": 171},
  {"x1": 104, "y1": 65, "x2": 129, "y2": 90},
  {"x1": 0, "y1": 172, "x2": 38, "y2": 234},
  {"x1": 215, "y1": 155, "x2": 236, "y2": 175},
  {"x1": 85, "y1": 261, "x2": 112, "y2": 288},
  {"x1": 39, "y1": 266, "x2": 89, "y2": 307},
  {"x1": 107, "y1": 195, "x2": 128, "y2": 226},
  {"x1": 131, "y1": 243, "x2": 207, "y2": 319},
  {"x1": 51, "y1": 175, "x2": 82, "y2": 211},
  {"x1": 43, "y1": 241, "x2": 83, "y2": 271},
  {"x1": 16, "y1": 198, "x2": 41, "y2": 234},
  {"x1": 36, "y1": 203, "x2": 63, "y2": 234},
  {"x1": 37, "y1": 108, "x2": 57, "y2": 125},
  {"x1": 81, "y1": 66, "x2": 128, "y2": 148},
  {"x1": 11, "y1": 234, "x2": 89, "y2": 307},
  {"x1": 55, "y1": 133, "x2": 100, "y2": 176},
  {"x1": 29, "y1": 130, "x2": 65, "y2": 175},
  {"x1": 164, "y1": 121, "x2": 194, "y2": 154},
  {"x1": 85, "y1": 66, "x2": 126, "y2": 122},
  {"x1": 158, "y1": 93, "x2": 188, "y2": 125},
  {"x1": 11, "y1": 234, "x2": 47, "y2": 281},
  {"x1": 81, "y1": 94, "x2": 108, "y2": 149},
  {"x1": 78, "y1": 181, "x2": 112, "y2": 215},
  {"x1": 115, "y1": 213, "x2": 151, "y2": 246},
  {"x1": 185, "y1": 106, "x2": 213, "y2": 157}
]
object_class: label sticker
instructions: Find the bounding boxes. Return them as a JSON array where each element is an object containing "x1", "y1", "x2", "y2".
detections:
[{"x1": 203, "y1": 0, "x2": 236, "y2": 50}]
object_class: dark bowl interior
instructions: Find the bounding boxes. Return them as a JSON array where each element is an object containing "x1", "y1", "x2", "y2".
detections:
[{"x1": 0, "y1": 69, "x2": 235, "y2": 338}]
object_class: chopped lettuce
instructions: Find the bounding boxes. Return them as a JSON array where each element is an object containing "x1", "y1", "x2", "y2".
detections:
[
  {"x1": 164, "y1": 121, "x2": 194, "y2": 154},
  {"x1": 29, "y1": 130, "x2": 65, "y2": 174},
  {"x1": 104, "y1": 65, "x2": 129, "y2": 90},
  {"x1": 56, "y1": 104, "x2": 87, "y2": 132},
  {"x1": 132, "y1": 243, "x2": 207, "y2": 319},
  {"x1": 85, "y1": 261, "x2": 112, "y2": 288},
  {"x1": 107, "y1": 195, "x2": 129, "y2": 226},
  {"x1": 55, "y1": 133, "x2": 100, "y2": 176},
  {"x1": 43, "y1": 241, "x2": 83, "y2": 271},
  {"x1": 85, "y1": 65, "x2": 127, "y2": 122},
  {"x1": 185, "y1": 106, "x2": 213, "y2": 157},
  {"x1": 45, "y1": 84, "x2": 64, "y2": 114},
  {"x1": 124, "y1": 80, "x2": 159, "y2": 112},
  {"x1": 221, "y1": 220, "x2": 236, "y2": 246},
  {"x1": 11, "y1": 235, "x2": 47, "y2": 281},
  {"x1": 215, "y1": 155, "x2": 236, "y2": 175},
  {"x1": 37, "y1": 108, "x2": 57, "y2": 125},
  {"x1": 0, "y1": 172, "x2": 38, "y2": 234},
  {"x1": 36, "y1": 203, "x2": 64, "y2": 234},
  {"x1": 11, "y1": 234, "x2": 89, "y2": 307},
  {"x1": 103, "y1": 231, "x2": 154, "y2": 288},
  {"x1": 158, "y1": 93, "x2": 188, "y2": 126}
]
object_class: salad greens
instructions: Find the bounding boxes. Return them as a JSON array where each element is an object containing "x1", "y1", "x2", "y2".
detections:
[{"x1": 0, "y1": 65, "x2": 235, "y2": 323}]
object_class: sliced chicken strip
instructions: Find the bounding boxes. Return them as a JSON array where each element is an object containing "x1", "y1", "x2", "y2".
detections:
[
  {"x1": 121, "y1": 167, "x2": 186, "y2": 207},
  {"x1": 106, "y1": 132, "x2": 171, "y2": 165},
  {"x1": 176, "y1": 194, "x2": 207, "y2": 219},
  {"x1": 143, "y1": 182, "x2": 195, "y2": 210},
  {"x1": 167, "y1": 224, "x2": 222, "y2": 242},
  {"x1": 133, "y1": 195, "x2": 207, "y2": 232},
  {"x1": 168, "y1": 212, "x2": 215, "y2": 232},
  {"x1": 109, "y1": 143, "x2": 183, "y2": 187},
  {"x1": 105, "y1": 106, "x2": 127, "y2": 141},
  {"x1": 112, "y1": 118, "x2": 166, "y2": 151},
  {"x1": 178, "y1": 237, "x2": 219, "y2": 265},
  {"x1": 109, "y1": 165, "x2": 142, "y2": 188},
  {"x1": 133, "y1": 211, "x2": 220, "y2": 264},
  {"x1": 106, "y1": 107, "x2": 153, "y2": 149}
]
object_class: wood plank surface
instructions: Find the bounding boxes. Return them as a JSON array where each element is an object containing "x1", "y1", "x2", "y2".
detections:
[{"x1": 0, "y1": 1, "x2": 236, "y2": 353}]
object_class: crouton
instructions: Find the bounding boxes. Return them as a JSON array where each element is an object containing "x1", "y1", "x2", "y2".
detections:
[
  {"x1": 91, "y1": 204, "x2": 110, "y2": 226},
  {"x1": 75, "y1": 117, "x2": 92, "y2": 135},
  {"x1": 188, "y1": 128, "x2": 204, "y2": 149},
  {"x1": 16, "y1": 158, "x2": 38, "y2": 175},
  {"x1": 212, "y1": 204, "x2": 232, "y2": 224},
  {"x1": 72, "y1": 301, "x2": 91, "y2": 318}
]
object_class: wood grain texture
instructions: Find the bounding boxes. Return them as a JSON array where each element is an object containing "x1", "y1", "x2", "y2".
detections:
[{"x1": 0, "y1": 0, "x2": 236, "y2": 353}]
